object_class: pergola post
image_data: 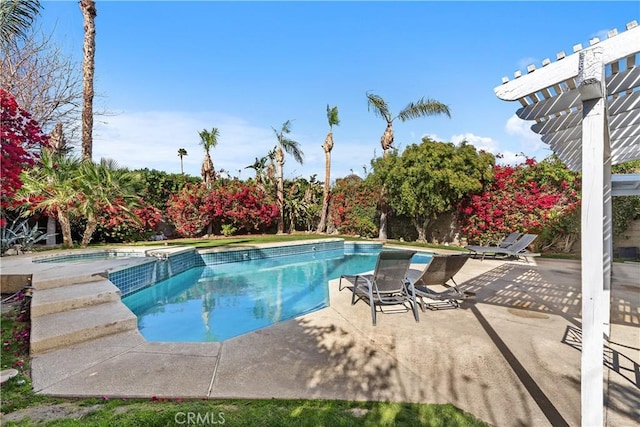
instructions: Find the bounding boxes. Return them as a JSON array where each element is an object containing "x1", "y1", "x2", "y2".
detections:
[
  {"x1": 577, "y1": 46, "x2": 609, "y2": 427},
  {"x1": 494, "y1": 21, "x2": 640, "y2": 426}
]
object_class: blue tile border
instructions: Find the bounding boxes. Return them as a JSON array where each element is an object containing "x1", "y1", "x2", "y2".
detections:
[{"x1": 109, "y1": 239, "x2": 355, "y2": 297}]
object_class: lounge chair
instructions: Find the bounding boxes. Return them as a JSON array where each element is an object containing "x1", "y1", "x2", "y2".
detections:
[
  {"x1": 497, "y1": 232, "x2": 522, "y2": 248},
  {"x1": 338, "y1": 250, "x2": 419, "y2": 326},
  {"x1": 405, "y1": 254, "x2": 473, "y2": 311},
  {"x1": 465, "y1": 233, "x2": 540, "y2": 262}
]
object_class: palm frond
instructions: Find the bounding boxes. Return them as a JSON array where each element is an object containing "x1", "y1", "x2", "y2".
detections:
[
  {"x1": 0, "y1": 0, "x2": 41, "y2": 44},
  {"x1": 366, "y1": 92, "x2": 391, "y2": 122},
  {"x1": 397, "y1": 98, "x2": 451, "y2": 122},
  {"x1": 198, "y1": 127, "x2": 219, "y2": 152},
  {"x1": 326, "y1": 104, "x2": 340, "y2": 128},
  {"x1": 281, "y1": 138, "x2": 304, "y2": 165}
]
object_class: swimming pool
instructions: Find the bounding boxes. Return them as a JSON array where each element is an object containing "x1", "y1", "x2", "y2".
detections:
[{"x1": 123, "y1": 248, "x2": 432, "y2": 342}]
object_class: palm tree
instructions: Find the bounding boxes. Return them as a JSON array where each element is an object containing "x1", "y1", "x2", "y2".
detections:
[
  {"x1": 18, "y1": 151, "x2": 81, "y2": 247},
  {"x1": 272, "y1": 120, "x2": 304, "y2": 234},
  {"x1": 177, "y1": 148, "x2": 187, "y2": 174},
  {"x1": 317, "y1": 104, "x2": 339, "y2": 233},
  {"x1": 44, "y1": 122, "x2": 71, "y2": 246},
  {"x1": 366, "y1": 92, "x2": 451, "y2": 239},
  {"x1": 0, "y1": 0, "x2": 41, "y2": 44},
  {"x1": 77, "y1": 158, "x2": 139, "y2": 247},
  {"x1": 79, "y1": 0, "x2": 96, "y2": 160},
  {"x1": 198, "y1": 127, "x2": 219, "y2": 188}
]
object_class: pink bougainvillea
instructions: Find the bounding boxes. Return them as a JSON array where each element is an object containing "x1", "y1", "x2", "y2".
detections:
[
  {"x1": 1, "y1": 89, "x2": 50, "y2": 225},
  {"x1": 458, "y1": 156, "x2": 580, "y2": 246}
]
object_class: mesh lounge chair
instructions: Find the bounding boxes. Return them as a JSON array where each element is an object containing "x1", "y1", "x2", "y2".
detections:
[
  {"x1": 405, "y1": 254, "x2": 473, "y2": 311},
  {"x1": 338, "y1": 250, "x2": 419, "y2": 326},
  {"x1": 465, "y1": 233, "x2": 540, "y2": 262},
  {"x1": 497, "y1": 232, "x2": 523, "y2": 248}
]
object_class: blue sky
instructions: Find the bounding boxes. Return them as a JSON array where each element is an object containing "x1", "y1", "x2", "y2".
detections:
[{"x1": 36, "y1": 1, "x2": 639, "y2": 180}]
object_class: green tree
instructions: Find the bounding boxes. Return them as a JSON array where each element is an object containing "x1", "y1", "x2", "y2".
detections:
[
  {"x1": 272, "y1": 120, "x2": 304, "y2": 234},
  {"x1": 374, "y1": 137, "x2": 494, "y2": 242},
  {"x1": 366, "y1": 91, "x2": 451, "y2": 239},
  {"x1": 198, "y1": 127, "x2": 219, "y2": 188},
  {"x1": 317, "y1": 104, "x2": 339, "y2": 233},
  {"x1": 0, "y1": 0, "x2": 41, "y2": 44},
  {"x1": 177, "y1": 148, "x2": 188, "y2": 174}
]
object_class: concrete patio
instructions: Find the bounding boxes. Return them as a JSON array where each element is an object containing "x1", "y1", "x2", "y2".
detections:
[{"x1": 0, "y1": 247, "x2": 638, "y2": 426}]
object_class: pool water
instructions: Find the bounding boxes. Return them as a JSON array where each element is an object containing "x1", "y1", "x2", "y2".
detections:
[{"x1": 122, "y1": 249, "x2": 433, "y2": 342}]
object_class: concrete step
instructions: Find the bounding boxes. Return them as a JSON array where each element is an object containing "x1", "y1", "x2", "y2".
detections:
[
  {"x1": 31, "y1": 301, "x2": 138, "y2": 354},
  {"x1": 31, "y1": 280, "x2": 122, "y2": 318}
]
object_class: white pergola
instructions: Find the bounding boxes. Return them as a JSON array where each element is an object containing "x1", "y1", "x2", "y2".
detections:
[{"x1": 494, "y1": 21, "x2": 640, "y2": 427}]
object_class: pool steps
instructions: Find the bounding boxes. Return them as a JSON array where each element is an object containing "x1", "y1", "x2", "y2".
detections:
[
  {"x1": 30, "y1": 279, "x2": 137, "y2": 355},
  {"x1": 30, "y1": 300, "x2": 137, "y2": 354},
  {"x1": 31, "y1": 279, "x2": 121, "y2": 317}
]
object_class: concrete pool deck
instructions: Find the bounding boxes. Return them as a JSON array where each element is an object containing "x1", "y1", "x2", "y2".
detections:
[{"x1": 0, "y1": 244, "x2": 638, "y2": 426}]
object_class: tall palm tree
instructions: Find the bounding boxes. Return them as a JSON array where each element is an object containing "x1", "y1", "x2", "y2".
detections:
[
  {"x1": 317, "y1": 104, "x2": 339, "y2": 233},
  {"x1": 198, "y1": 127, "x2": 219, "y2": 188},
  {"x1": 366, "y1": 92, "x2": 451, "y2": 239},
  {"x1": 272, "y1": 120, "x2": 304, "y2": 234},
  {"x1": 0, "y1": 0, "x2": 41, "y2": 44},
  {"x1": 177, "y1": 148, "x2": 187, "y2": 174},
  {"x1": 79, "y1": 0, "x2": 96, "y2": 160}
]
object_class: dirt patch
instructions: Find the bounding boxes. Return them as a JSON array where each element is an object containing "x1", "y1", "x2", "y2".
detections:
[{"x1": 1, "y1": 402, "x2": 102, "y2": 423}]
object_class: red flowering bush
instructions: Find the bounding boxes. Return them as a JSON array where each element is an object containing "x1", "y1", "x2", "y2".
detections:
[
  {"x1": 1, "y1": 89, "x2": 49, "y2": 225},
  {"x1": 165, "y1": 181, "x2": 278, "y2": 238},
  {"x1": 458, "y1": 156, "x2": 581, "y2": 251},
  {"x1": 329, "y1": 175, "x2": 380, "y2": 237},
  {"x1": 207, "y1": 181, "x2": 278, "y2": 234},
  {"x1": 165, "y1": 183, "x2": 210, "y2": 237},
  {"x1": 95, "y1": 199, "x2": 163, "y2": 242}
]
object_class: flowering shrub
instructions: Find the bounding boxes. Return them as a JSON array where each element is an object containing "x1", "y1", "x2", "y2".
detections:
[
  {"x1": 458, "y1": 156, "x2": 581, "y2": 251},
  {"x1": 165, "y1": 183, "x2": 210, "y2": 237},
  {"x1": 0, "y1": 89, "x2": 49, "y2": 226},
  {"x1": 208, "y1": 181, "x2": 278, "y2": 234},
  {"x1": 165, "y1": 182, "x2": 278, "y2": 237},
  {"x1": 94, "y1": 199, "x2": 163, "y2": 242},
  {"x1": 329, "y1": 175, "x2": 380, "y2": 237}
]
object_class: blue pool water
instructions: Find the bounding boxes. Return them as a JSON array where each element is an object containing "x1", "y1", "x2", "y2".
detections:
[{"x1": 123, "y1": 249, "x2": 432, "y2": 342}]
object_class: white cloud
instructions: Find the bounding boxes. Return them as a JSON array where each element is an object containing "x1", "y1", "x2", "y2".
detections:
[
  {"x1": 505, "y1": 114, "x2": 545, "y2": 151},
  {"x1": 92, "y1": 110, "x2": 373, "y2": 182},
  {"x1": 451, "y1": 132, "x2": 499, "y2": 153}
]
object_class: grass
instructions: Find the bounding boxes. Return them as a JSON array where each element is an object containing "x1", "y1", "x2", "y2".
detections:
[{"x1": 0, "y1": 299, "x2": 490, "y2": 426}]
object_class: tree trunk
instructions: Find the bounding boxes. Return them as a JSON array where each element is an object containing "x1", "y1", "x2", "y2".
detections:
[
  {"x1": 378, "y1": 208, "x2": 388, "y2": 240},
  {"x1": 57, "y1": 209, "x2": 73, "y2": 247},
  {"x1": 46, "y1": 216, "x2": 57, "y2": 246},
  {"x1": 79, "y1": 0, "x2": 96, "y2": 161},
  {"x1": 378, "y1": 129, "x2": 393, "y2": 240},
  {"x1": 378, "y1": 183, "x2": 389, "y2": 240},
  {"x1": 317, "y1": 147, "x2": 331, "y2": 233},
  {"x1": 81, "y1": 217, "x2": 98, "y2": 247},
  {"x1": 276, "y1": 148, "x2": 285, "y2": 234}
]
